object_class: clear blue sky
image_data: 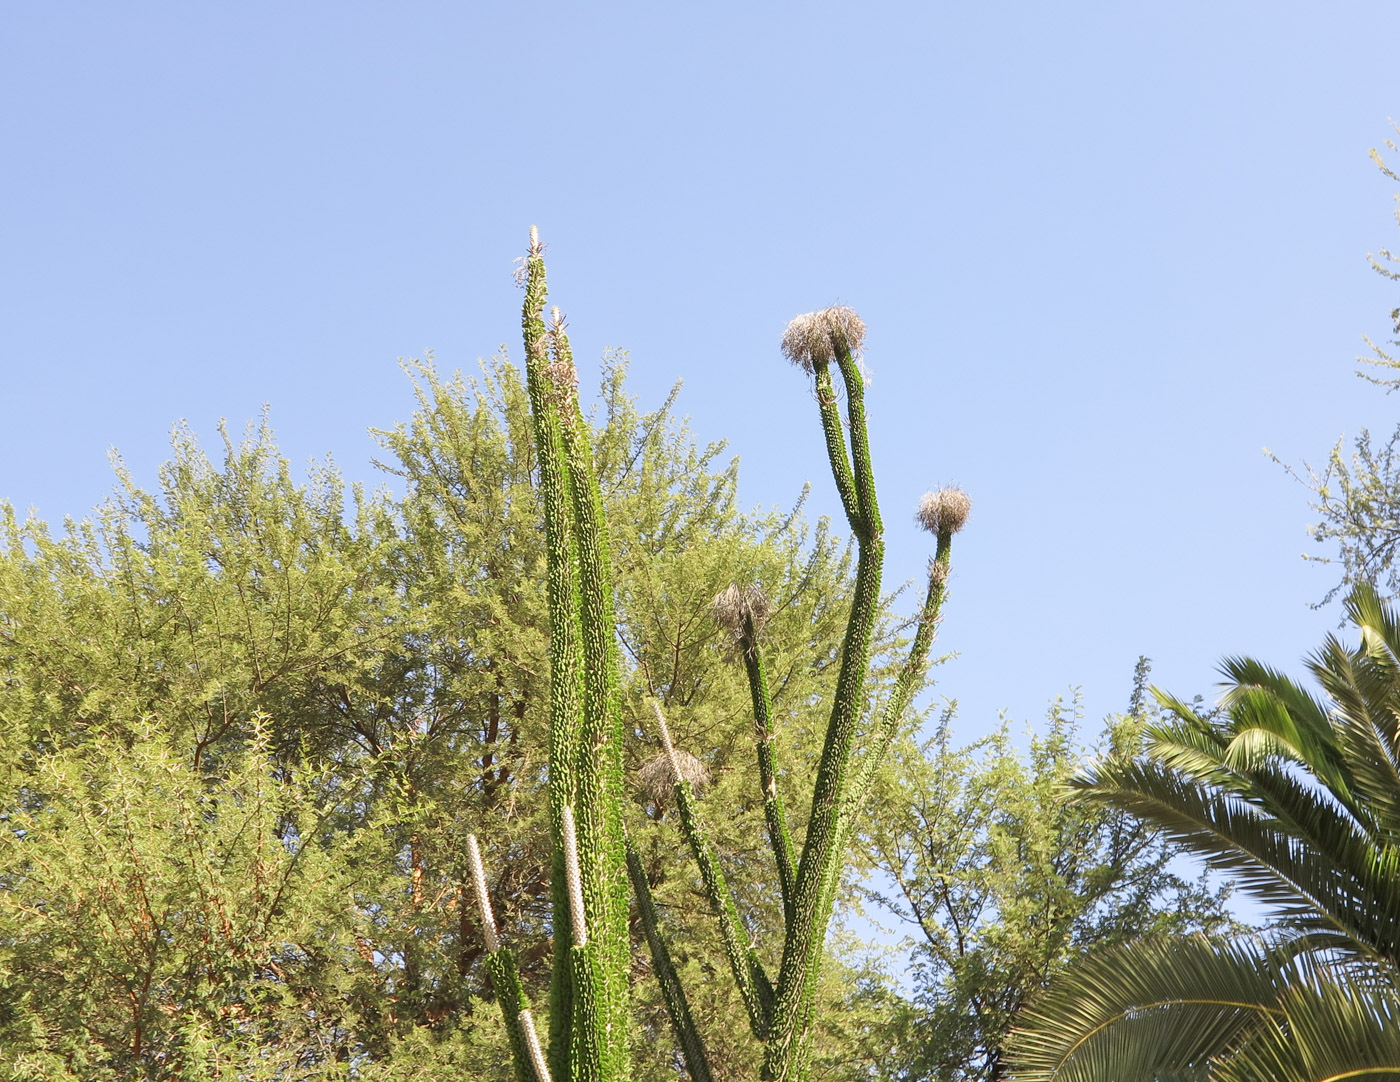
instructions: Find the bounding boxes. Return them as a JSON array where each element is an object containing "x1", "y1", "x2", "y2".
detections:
[{"x1": 4, "y1": 2, "x2": 1399, "y2": 743}]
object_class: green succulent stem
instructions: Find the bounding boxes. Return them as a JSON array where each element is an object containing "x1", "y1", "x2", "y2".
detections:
[
  {"x1": 811, "y1": 361, "x2": 862, "y2": 536},
  {"x1": 520, "y1": 241, "x2": 584, "y2": 1080},
  {"x1": 626, "y1": 838, "x2": 715, "y2": 1082},
  {"x1": 774, "y1": 351, "x2": 888, "y2": 1062},
  {"x1": 762, "y1": 547, "x2": 952, "y2": 1081},
  {"x1": 832, "y1": 348, "x2": 880, "y2": 540},
  {"x1": 485, "y1": 950, "x2": 551, "y2": 1082},
  {"x1": 847, "y1": 538, "x2": 953, "y2": 810},
  {"x1": 491, "y1": 250, "x2": 953, "y2": 1082},
  {"x1": 774, "y1": 533, "x2": 883, "y2": 1010},
  {"x1": 741, "y1": 623, "x2": 797, "y2": 922},
  {"x1": 653, "y1": 700, "x2": 776, "y2": 1036},
  {"x1": 509, "y1": 233, "x2": 630, "y2": 1082},
  {"x1": 758, "y1": 327, "x2": 938, "y2": 1082}
]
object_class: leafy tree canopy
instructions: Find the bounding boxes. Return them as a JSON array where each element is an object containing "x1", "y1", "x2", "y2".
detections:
[
  {"x1": 0, "y1": 354, "x2": 891, "y2": 1079},
  {"x1": 862, "y1": 664, "x2": 1237, "y2": 1082}
]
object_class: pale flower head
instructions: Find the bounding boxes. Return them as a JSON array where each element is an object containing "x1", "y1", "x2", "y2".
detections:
[
  {"x1": 916, "y1": 488, "x2": 972, "y2": 537},
  {"x1": 780, "y1": 306, "x2": 867, "y2": 372},
  {"x1": 712, "y1": 582, "x2": 772, "y2": 639},
  {"x1": 637, "y1": 749, "x2": 712, "y2": 805}
]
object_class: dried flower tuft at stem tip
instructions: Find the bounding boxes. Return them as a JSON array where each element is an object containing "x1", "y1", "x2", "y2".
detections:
[
  {"x1": 529, "y1": 225, "x2": 541, "y2": 255},
  {"x1": 637, "y1": 749, "x2": 712, "y2": 804},
  {"x1": 712, "y1": 582, "x2": 772, "y2": 639},
  {"x1": 780, "y1": 306, "x2": 867, "y2": 372},
  {"x1": 916, "y1": 487, "x2": 972, "y2": 537}
]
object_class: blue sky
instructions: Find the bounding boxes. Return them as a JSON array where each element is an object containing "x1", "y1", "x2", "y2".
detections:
[{"x1": 4, "y1": 2, "x2": 1399, "y2": 743}]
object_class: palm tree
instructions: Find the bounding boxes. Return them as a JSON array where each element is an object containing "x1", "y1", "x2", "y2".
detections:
[{"x1": 1006, "y1": 583, "x2": 1400, "y2": 1081}]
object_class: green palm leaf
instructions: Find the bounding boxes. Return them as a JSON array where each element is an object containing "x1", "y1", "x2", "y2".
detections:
[
  {"x1": 1076, "y1": 758, "x2": 1399, "y2": 959},
  {"x1": 1005, "y1": 936, "x2": 1286, "y2": 1082},
  {"x1": 1010, "y1": 585, "x2": 1400, "y2": 1080},
  {"x1": 1220, "y1": 975, "x2": 1400, "y2": 1082}
]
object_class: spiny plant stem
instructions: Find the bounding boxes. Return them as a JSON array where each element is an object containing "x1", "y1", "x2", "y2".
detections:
[
  {"x1": 520, "y1": 233, "x2": 584, "y2": 1080},
  {"x1": 811, "y1": 361, "x2": 862, "y2": 535},
  {"x1": 475, "y1": 259, "x2": 961, "y2": 1082},
  {"x1": 467, "y1": 834, "x2": 550, "y2": 1082},
  {"x1": 652, "y1": 699, "x2": 775, "y2": 1036},
  {"x1": 847, "y1": 540, "x2": 953, "y2": 809},
  {"x1": 740, "y1": 619, "x2": 797, "y2": 922},
  {"x1": 770, "y1": 341, "x2": 888, "y2": 1078},
  {"x1": 757, "y1": 309, "x2": 952, "y2": 1082},
  {"x1": 626, "y1": 837, "x2": 715, "y2": 1082},
  {"x1": 833, "y1": 347, "x2": 880, "y2": 540},
  {"x1": 475, "y1": 229, "x2": 629, "y2": 1082},
  {"x1": 549, "y1": 308, "x2": 632, "y2": 1073}
]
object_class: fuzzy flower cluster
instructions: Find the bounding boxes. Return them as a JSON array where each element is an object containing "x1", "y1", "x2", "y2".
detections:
[
  {"x1": 780, "y1": 306, "x2": 867, "y2": 372},
  {"x1": 711, "y1": 582, "x2": 772, "y2": 639},
  {"x1": 916, "y1": 488, "x2": 972, "y2": 537},
  {"x1": 637, "y1": 749, "x2": 712, "y2": 805}
]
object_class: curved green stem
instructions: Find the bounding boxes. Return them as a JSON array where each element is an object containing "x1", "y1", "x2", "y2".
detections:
[
  {"x1": 741, "y1": 625, "x2": 796, "y2": 923},
  {"x1": 653, "y1": 701, "x2": 775, "y2": 1036},
  {"x1": 812, "y1": 361, "x2": 862, "y2": 536},
  {"x1": 626, "y1": 838, "x2": 715, "y2": 1082},
  {"x1": 847, "y1": 538, "x2": 952, "y2": 809}
]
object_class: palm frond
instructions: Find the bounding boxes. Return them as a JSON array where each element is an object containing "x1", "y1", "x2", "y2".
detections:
[
  {"x1": 1005, "y1": 936, "x2": 1284, "y2": 1082},
  {"x1": 1025, "y1": 585, "x2": 1400, "y2": 1081},
  {"x1": 1220, "y1": 973, "x2": 1400, "y2": 1082},
  {"x1": 1332, "y1": 707, "x2": 1400, "y2": 841},
  {"x1": 1076, "y1": 758, "x2": 1400, "y2": 959},
  {"x1": 1217, "y1": 657, "x2": 1334, "y2": 755},
  {"x1": 1222, "y1": 686, "x2": 1336, "y2": 781}
]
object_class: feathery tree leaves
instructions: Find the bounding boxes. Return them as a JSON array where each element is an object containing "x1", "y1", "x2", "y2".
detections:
[
  {"x1": 1275, "y1": 127, "x2": 1400, "y2": 604},
  {"x1": 862, "y1": 671, "x2": 1236, "y2": 1082},
  {"x1": 0, "y1": 345, "x2": 891, "y2": 1079}
]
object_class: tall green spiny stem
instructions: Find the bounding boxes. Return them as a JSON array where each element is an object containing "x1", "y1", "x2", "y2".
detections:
[
  {"x1": 714, "y1": 583, "x2": 797, "y2": 923},
  {"x1": 651, "y1": 699, "x2": 776, "y2": 1035},
  {"x1": 520, "y1": 227, "x2": 585, "y2": 1079},
  {"x1": 546, "y1": 303, "x2": 632, "y2": 1073},
  {"x1": 768, "y1": 308, "x2": 887, "y2": 1082},
  {"x1": 474, "y1": 228, "x2": 630, "y2": 1082},
  {"x1": 647, "y1": 307, "x2": 967, "y2": 1082},
  {"x1": 625, "y1": 836, "x2": 715, "y2": 1082},
  {"x1": 466, "y1": 834, "x2": 552, "y2": 1082},
  {"x1": 472, "y1": 249, "x2": 965, "y2": 1082}
]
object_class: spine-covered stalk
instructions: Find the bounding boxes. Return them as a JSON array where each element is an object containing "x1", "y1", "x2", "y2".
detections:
[
  {"x1": 472, "y1": 251, "x2": 964, "y2": 1082},
  {"x1": 474, "y1": 228, "x2": 631, "y2": 1082},
  {"x1": 651, "y1": 700, "x2": 775, "y2": 1035},
  {"x1": 519, "y1": 227, "x2": 585, "y2": 1080},
  {"x1": 645, "y1": 308, "x2": 964, "y2": 1082},
  {"x1": 467, "y1": 835, "x2": 552, "y2": 1082},
  {"x1": 626, "y1": 837, "x2": 715, "y2": 1082},
  {"x1": 765, "y1": 310, "x2": 887, "y2": 1082},
  {"x1": 714, "y1": 584, "x2": 796, "y2": 922},
  {"x1": 546, "y1": 305, "x2": 632, "y2": 1074}
]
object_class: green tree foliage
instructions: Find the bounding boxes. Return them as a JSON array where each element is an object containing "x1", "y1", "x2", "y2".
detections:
[
  {"x1": 0, "y1": 232, "x2": 1231, "y2": 1081},
  {"x1": 861, "y1": 669, "x2": 1236, "y2": 1082},
  {"x1": 1006, "y1": 584, "x2": 1400, "y2": 1081},
  {"x1": 0, "y1": 326, "x2": 896, "y2": 1077},
  {"x1": 1278, "y1": 129, "x2": 1400, "y2": 603},
  {"x1": 0, "y1": 723, "x2": 367, "y2": 1080}
]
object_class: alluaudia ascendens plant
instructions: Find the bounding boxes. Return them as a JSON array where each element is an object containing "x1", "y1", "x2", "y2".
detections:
[{"x1": 469, "y1": 230, "x2": 966, "y2": 1082}]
